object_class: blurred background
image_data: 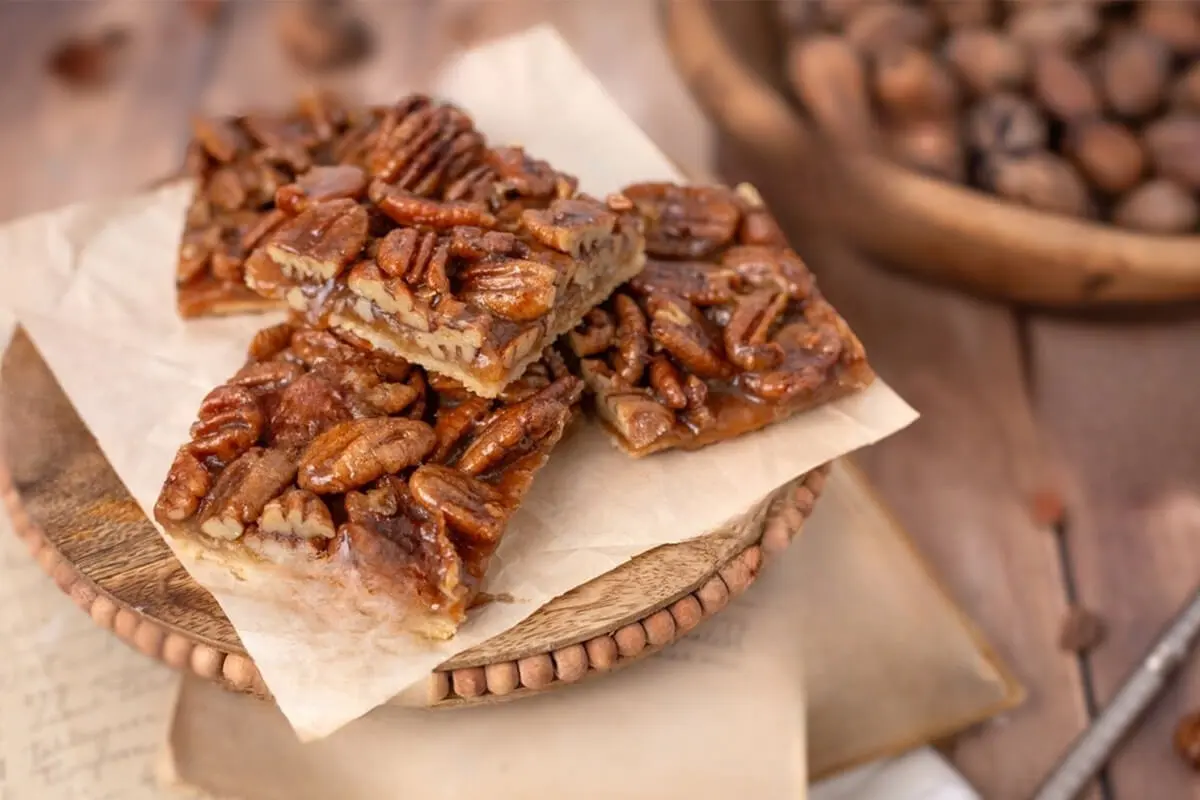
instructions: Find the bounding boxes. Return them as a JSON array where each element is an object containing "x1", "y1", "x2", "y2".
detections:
[{"x1": 2, "y1": 1, "x2": 1200, "y2": 798}]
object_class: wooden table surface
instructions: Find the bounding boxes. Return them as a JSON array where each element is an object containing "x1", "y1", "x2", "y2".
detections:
[{"x1": 2, "y1": 2, "x2": 1198, "y2": 799}]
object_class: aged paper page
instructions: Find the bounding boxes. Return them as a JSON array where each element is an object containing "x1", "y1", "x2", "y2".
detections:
[{"x1": 0, "y1": 504, "x2": 176, "y2": 800}]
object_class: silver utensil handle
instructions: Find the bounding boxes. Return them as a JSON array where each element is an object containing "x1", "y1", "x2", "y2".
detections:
[{"x1": 1032, "y1": 589, "x2": 1200, "y2": 800}]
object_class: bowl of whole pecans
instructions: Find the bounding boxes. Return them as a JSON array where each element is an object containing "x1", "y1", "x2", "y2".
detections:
[{"x1": 663, "y1": 0, "x2": 1200, "y2": 307}]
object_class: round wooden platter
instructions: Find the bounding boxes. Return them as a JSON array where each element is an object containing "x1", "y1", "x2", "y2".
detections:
[
  {"x1": 662, "y1": 0, "x2": 1200, "y2": 308},
  {"x1": 0, "y1": 328, "x2": 825, "y2": 708}
]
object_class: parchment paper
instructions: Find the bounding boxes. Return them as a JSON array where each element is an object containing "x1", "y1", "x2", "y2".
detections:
[{"x1": 0, "y1": 27, "x2": 916, "y2": 739}]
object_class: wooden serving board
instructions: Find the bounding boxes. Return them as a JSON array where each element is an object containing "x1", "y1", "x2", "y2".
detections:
[{"x1": 0, "y1": 328, "x2": 824, "y2": 707}]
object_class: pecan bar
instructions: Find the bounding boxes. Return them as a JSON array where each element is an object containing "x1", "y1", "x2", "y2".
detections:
[
  {"x1": 153, "y1": 321, "x2": 582, "y2": 640},
  {"x1": 243, "y1": 95, "x2": 646, "y2": 397},
  {"x1": 177, "y1": 91, "x2": 378, "y2": 318},
  {"x1": 568, "y1": 182, "x2": 875, "y2": 457}
]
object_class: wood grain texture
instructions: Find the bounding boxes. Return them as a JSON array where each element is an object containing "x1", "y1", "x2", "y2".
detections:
[
  {"x1": 0, "y1": 328, "x2": 824, "y2": 704},
  {"x1": 663, "y1": 0, "x2": 1200, "y2": 308},
  {"x1": 1031, "y1": 317, "x2": 1200, "y2": 799}
]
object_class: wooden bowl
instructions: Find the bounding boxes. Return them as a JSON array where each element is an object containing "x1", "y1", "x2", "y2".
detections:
[{"x1": 662, "y1": 0, "x2": 1200, "y2": 308}]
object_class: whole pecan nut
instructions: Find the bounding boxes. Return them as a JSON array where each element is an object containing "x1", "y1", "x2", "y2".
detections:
[{"x1": 298, "y1": 417, "x2": 437, "y2": 493}]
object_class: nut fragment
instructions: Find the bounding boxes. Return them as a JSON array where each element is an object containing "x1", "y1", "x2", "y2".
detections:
[
  {"x1": 199, "y1": 448, "x2": 297, "y2": 540},
  {"x1": 258, "y1": 488, "x2": 335, "y2": 539},
  {"x1": 568, "y1": 308, "x2": 616, "y2": 357},
  {"x1": 298, "y1": 417, "x2": 436, "y2": 494},
  {"x1": 409, "y1": 464, "x2": 507, "y2": 544},
  {"x1": 602, "y1": 391, "x2": 676, "y2": 450},
  {"x1": 264, "y1": 198, "x2": 369, "y2": 280}
]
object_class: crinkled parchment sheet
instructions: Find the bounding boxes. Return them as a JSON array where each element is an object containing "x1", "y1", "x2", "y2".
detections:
[{"x1": 0, "y1": 26, "x2": 916, "y2": 739}]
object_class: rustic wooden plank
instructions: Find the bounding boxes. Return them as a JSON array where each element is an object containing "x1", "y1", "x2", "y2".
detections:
[
  {"x1": 0, "y1": 0, "x2": 218, "y2": 221},
  {"x1": 1031, "y1": 314, "x2": 1200, "y2": 799}
]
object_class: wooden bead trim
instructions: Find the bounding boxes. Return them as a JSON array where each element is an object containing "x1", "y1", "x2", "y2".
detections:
[{"x1": 1, "y1": 462, "x2": 829, "y2": 708}]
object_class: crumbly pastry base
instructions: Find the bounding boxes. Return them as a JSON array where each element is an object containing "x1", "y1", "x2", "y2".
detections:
[{"x1": 324, "y1": 250, "x2": 645, "y2": 398}]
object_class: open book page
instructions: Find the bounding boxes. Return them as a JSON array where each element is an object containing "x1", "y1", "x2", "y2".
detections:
[{"x1": 0, "y1": 506, "x2": 177, "y2": 800}]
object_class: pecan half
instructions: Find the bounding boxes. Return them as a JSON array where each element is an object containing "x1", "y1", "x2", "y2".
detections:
[
  {"x1": 230, "y1": 359, "x2": 306, "y2": 397},
  {"x1": 446, "y1": 226, "x2": 519, "y2": 259},
  {"x1": 177, "y1": 227, "x2": 218, "y2": 284},
  {"x1": 298, "y1": 417, "x2": 436, "y2": 493},
  {"x1": 630, "y1": 259, "x2": 736, "y2": 307},
  {"x1": 721, "y1": 246, "x2": 814, "y2": 300},
  {"x1": 368, "y1": 97, "x2": 486, "y2": 194},
  {"x1": 456, "y1": 376, "x2": 582, "y2": 476},
  {"x1": 520, "y1": 198, "x2": 617, "y2": 256},
  {"x1": 247, "y1": 322, "x2": 295, "y2": 362},
  {"x1": 276, "y1": 165, "x2": 368, "y2": 215},
  {"x1": 289, "y1": 328, "x2": 360, "y2": 366},
  {"x1": 724, "y1": 290, "x2": 787, "y2": 371},
  {"x1": 624, "y1": 182, "x2": 741, "y2": 259},
  {"x1": 370, "y1": 181, "x2": 496, "y2": 229},
  {"x1": 738, "y1": 320, "x2": 842, "y2": 401},
  {"x1": 568, "y1": 308, "x2": 615, "y2": 357},
  {"x1": 409, "y1": 464, "x2": 507, "y2": 545},
  {"x1": 603, "y1": 391, "x2": 676, "y2": 450},
  {"x1": 188, "y1": 385, "x2": 264, "y2": 465},
  {"x1": 269, "y1": 372, "x2": 353, "y2": 450},
  {"x1": 682, "y1": 374, "x2": 715, "y2": 431},
  {"x1": 458, "y1": 258, "x2": 559, "y2": 322},
  {"x1": 155, "y1": 449, "x2": 211, "y2": 523},
  {"x1": 199, "y1": 447, "x2": 297, "y2": 540},
  {"x1": 647, "y1": 295, "x2": 731, "y2": 380},
  {"x1": 376, "y1": 227, "x2": 446, "y2": 286},
  {"x1": 265, "y1": 198, "x2": 368, "y2": 280},
  {"x1": 258, "y1": 488, "x2": 335, "y2": 539},
  {"x1": 648, "y1": 355, "x2": 689, "y2": 410},
  {"x1": 612, "y1": 294, "x2": 650, "y2": 384},
  {"x1": 486, "y1": 146, "x2": 567, "y2": 201}
]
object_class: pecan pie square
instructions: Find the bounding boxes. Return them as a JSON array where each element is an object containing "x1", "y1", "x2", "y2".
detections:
[
  {"x1": 176, "y1": 92, "x2": 378, "y2": 318},
  {"x1": 154, "y1": 321, "x2": 582, "y2": 640},
  {"x1": 240, "y1": 95, "x2": 646, "y2": 398},
  {"x1": 567, "y1": 182, "x2": 875, "y2": 457}
]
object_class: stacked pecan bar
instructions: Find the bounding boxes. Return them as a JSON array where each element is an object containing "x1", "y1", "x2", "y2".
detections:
[
  {"x1": 159, "y1": 92, "x2": 874, "y2": 642},
  {"x1": 567, "y1": 182, "x2": 874, "y2": 456},
  {"x1": 240, "y1": 96, "x2": 645, "y2": 397},
  {"x1": 177, "y1": 92, "x2": 378, "y2": 318},
  {"x1": 155, "y1": 322, "x2": 582, "y2": 639}
]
